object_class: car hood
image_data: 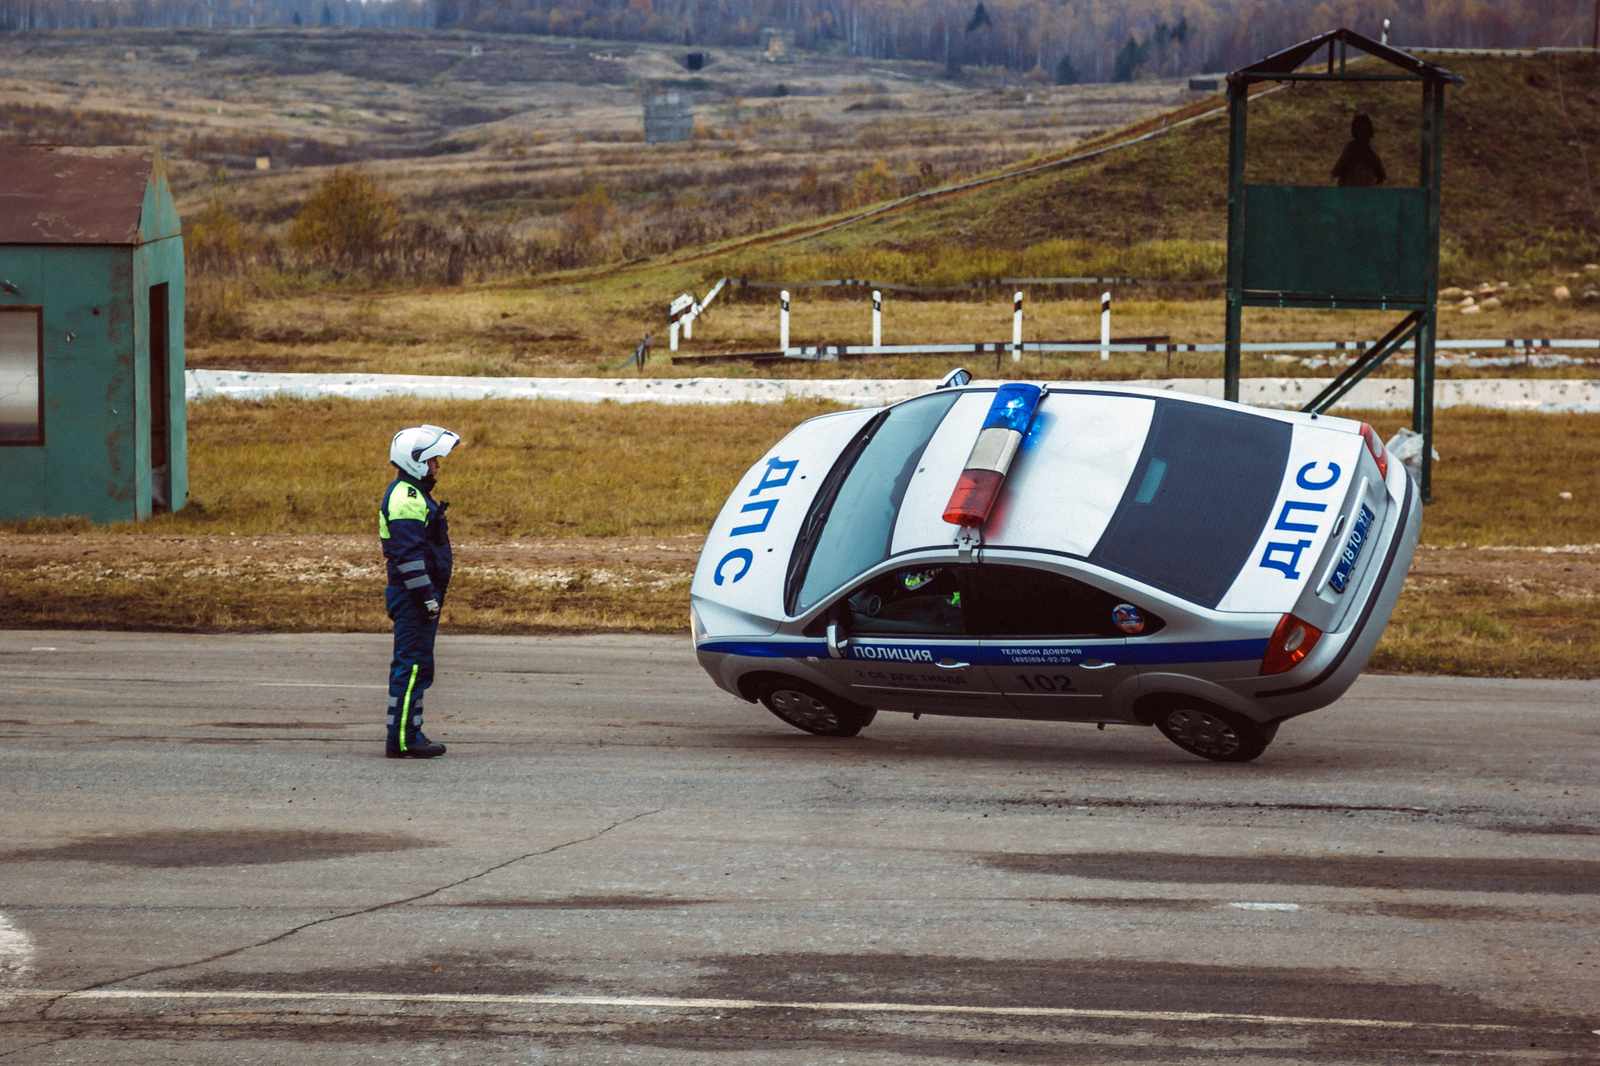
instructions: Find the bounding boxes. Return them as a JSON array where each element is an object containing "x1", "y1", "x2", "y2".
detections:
[{"x1": 691, "y1": 407, "x2": 878, "y2": 635}]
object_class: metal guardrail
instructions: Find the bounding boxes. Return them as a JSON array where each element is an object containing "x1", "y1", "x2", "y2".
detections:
[
  {"x1": 673, "y1": 338, "x2": 1600, "y2": 365},
  {"x1": 728, "y1": 276, "x2": 1222, "y2": 293}
]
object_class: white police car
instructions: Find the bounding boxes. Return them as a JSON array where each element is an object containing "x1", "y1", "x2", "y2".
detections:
[{"x1": 690, "y1": 373, "x2": 1419, "y2": 762}]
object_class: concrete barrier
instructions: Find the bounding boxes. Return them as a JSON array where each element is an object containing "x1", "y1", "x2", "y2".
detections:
[{"x1": 184, "y1": 370, "x2": 1600, "y2": 412}]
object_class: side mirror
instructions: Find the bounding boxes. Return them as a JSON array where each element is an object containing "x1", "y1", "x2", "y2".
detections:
[
  {"x1": 936, "y1": 367, "x2": 972, "y2": 390},
  {"x1": 826, "y1": 619, "x2": 850, "y2": 659}
]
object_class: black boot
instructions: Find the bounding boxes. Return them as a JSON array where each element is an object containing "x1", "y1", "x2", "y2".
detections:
[{"x1": 386, "y1": 733, "x2": 446, "y2": 759}]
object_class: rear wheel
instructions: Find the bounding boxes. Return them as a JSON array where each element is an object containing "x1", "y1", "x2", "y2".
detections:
[
  {"x1": 757, "y1": 678, "x2": 876, "y2": 738},
  {"x1": 1154, "y1": 703, "x2": 1277, "y2": 763}
]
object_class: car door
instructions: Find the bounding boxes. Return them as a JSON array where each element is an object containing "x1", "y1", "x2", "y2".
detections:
[
  {"x1": 968, "y1": 564, "x2": 1145, "y2": 722},
  {"x1": 814, "y1": 564, "x2": 1013, "y2": 716}
]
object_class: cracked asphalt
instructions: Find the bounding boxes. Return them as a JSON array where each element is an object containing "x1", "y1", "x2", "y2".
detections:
[{"x1": 1, "y1": 631, "x2": 1597, "y2": 1064}]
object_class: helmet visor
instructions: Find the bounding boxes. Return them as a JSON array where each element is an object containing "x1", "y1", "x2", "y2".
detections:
[{"x1": 410, "y1": 425, "x2": 460, "y2": 464}]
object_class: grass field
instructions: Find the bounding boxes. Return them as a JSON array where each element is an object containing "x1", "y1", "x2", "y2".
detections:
[
  {"x1": 5, "y1": 33, "x2": 1599, "y2": 675},
  {"x1": 166, "y1": 50, "x2": 1600, "y2": 379},
  {"x1": 16, "y1": 36, "x2": 1585, "y2": 381},
  {"x1": 5, "y1": 399, "x2": 1598, "y2": 544},
  {"x1": 188, "y1": 285, "x2": 1600, "y2": 381},
  {"x1": 6, "y1": 399, "x2": 1600, "y2": 677}
]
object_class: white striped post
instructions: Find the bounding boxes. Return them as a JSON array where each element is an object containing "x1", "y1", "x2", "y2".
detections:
[
  {"x1": 1100, "y1": 291, "x2": 1111, "y2": 361},
  {"x1": 780, "y1": 290, "x2": 790, "y2": 353},
  {"x1": 872, "y1": 290, "x2": 882, "y2": 349},
  {"x1": 1012, "y1": 291, "x2": 1023, "y2": 362},
  {"x1": 668, "y1": 293, "x2": 691, "y2": 352}
]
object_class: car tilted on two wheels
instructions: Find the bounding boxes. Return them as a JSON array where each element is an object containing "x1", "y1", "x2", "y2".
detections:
[{"x1": 691, "y1": 377, "x2": 1420, "y2": 762}]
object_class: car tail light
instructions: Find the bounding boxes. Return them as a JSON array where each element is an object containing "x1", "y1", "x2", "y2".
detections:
[
  {"x1": 1358, "y1": 423, "x2": 1389, "y2": 479},
  {"x1": 942, "y1": 383, "x2": 1043, "y2": 527},
  {"x1": 1260, "y1": 613, "x2": 1323, "y2": 675}
]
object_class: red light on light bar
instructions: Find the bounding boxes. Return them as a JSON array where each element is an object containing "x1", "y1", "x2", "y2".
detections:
[
  {"x1": 1260, "y1": 612, "x2": 1323, "y2": 676},
  {"x1": 942, "y1": 384, "x2": 1044, "y2": 529},
  {"x1": 1359, "y1": 423, "x2": 1389, "y2": 479},
  {"x1": 943, "y1": 468, "x2": 1004, "y2": 526}
]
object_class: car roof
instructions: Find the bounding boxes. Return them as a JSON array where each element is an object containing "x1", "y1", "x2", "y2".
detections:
[{"x1": 692, "y1": 383, "x2": 1364, "y2": 625}]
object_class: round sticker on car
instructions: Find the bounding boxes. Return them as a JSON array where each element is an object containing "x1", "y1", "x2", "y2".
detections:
[{"x1": 1112, "y1": 604, "x2": 1145, "y2": 634}]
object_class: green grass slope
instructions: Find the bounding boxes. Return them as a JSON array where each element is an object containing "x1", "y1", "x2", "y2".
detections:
[{"x1": 717, "y1": 52, "x2": 1600, "y2": 286}]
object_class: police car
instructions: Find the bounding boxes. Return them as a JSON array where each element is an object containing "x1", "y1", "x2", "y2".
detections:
[{"x1": 690, "y1": 373, "x2": 1419, "y2": 762}]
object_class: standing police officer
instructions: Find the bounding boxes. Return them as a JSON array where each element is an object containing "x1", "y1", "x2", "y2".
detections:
[{"x1": 380, "y1": 424, "x2": 461, "y2": 759}]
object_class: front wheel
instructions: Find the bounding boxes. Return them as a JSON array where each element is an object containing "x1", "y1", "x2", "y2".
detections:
[
  {"x1": 1154, "y1": 703, "x2": 1277, "y2": 763},
  {"x1": 757, "y1": 679, "x2": 876, "y2": 738}
]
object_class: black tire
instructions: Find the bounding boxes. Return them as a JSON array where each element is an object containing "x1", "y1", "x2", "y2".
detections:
[
  {"x1": 757, "y1": 678, "x2": 876, "y2": 737},
  {"x1": 1153, "y1": 702, "x2": 1277, "y2": 763}
]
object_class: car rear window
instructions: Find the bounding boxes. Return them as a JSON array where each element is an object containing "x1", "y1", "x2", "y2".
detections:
[
  {"x1": 1088, "y1": 400, "x2": 1291, "y2": 608},
  {"x1": 788, "y1": 391, "x2": 962, "y2": 614}
]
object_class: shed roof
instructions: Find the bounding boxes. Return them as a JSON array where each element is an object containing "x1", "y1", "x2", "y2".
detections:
[
  {"x1": 0, "y1": 145, "x2": 179, "y2": 246},
  {"x1": 1230, "y1": 28, "x2": 1464, "y2": 88}
]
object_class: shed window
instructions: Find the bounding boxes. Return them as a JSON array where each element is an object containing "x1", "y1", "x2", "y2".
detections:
[{"x1": 0, "y1": 307, "x2": 42, "y2": 445}]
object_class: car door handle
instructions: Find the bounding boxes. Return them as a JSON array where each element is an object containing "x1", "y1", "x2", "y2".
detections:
[
  {"x1": 936, "y1": 658, "x2": 971, "y2": 669},
  {"x1": 1078, "y1": 660, "x2": 1117, "y2": 670}
]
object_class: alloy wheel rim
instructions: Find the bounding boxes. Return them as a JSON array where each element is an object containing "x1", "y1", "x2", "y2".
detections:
[
  {"x1": 1166, "y1": 709, "x2": 1240, "y2": 756},
  {"x1": 771, "y1": 689, "x2": 838, "y2": 730}
]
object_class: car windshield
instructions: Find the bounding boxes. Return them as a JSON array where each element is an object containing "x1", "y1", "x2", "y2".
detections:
[
  {"x1": 1088, "y1": 400, "x2": 1292, "y2": 608},
  {"x1": 789, "y1": 392, "x2": 961, "y2": 614}
]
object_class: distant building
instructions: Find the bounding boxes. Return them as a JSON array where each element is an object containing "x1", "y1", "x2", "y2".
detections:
[
  {"x1": 761, "y1": 28, "x2": 791, "y2": 62},
  {"x1": 0, "y1": 145, "x2": 186, "y2": 523},
  {"x1": 643, "y1": 93, "x2": 694, "y2": 143}
]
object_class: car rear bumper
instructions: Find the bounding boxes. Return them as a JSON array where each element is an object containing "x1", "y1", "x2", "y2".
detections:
[{"x1": 1247, "y1": 463, "x2": 1419, "y2": 720}]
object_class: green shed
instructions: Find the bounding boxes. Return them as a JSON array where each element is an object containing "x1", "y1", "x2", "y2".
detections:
[{"x1": 0, "y1": 145, "x2": 186, "y2": 524}]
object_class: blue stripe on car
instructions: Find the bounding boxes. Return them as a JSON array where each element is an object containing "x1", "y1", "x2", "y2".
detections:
[{"x1": 1119, "y1": 639, "x2": 1270, "y2": 665}]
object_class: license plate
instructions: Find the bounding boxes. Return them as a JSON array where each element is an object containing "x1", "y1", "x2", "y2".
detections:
[{"x1": 1328, "y1": 504, "x2": 1375, "y2": 594}]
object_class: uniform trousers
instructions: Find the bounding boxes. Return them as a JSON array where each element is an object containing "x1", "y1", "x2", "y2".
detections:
[{"x1": 385, "y1": 586, "x2": 440, "y2": 752}]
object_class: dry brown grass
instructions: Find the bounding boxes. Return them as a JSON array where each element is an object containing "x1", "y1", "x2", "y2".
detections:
[
  {"x1": 0, "y1": 566, "x2": 689, "y2": 634},
  {"x1": 7, "y1": 402, "x2": 1600, "y2": 678},
  {"x1": 6, "y1": 399, "x2": 1596, "y2": 545},
  {"x1": 190, "y1": 285, "x2": 1600, "y2": 381},
  {"x1": 1372, "y1": 549, "x2": 1600, "y2": 679},
  {"x1": 123, "y1": 395, "x2": 844, "y2": 537}
]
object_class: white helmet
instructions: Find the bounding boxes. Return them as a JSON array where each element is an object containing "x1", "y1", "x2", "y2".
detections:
[{"x1": 390, "y1": 424, "x2": 461, "y2": 479}]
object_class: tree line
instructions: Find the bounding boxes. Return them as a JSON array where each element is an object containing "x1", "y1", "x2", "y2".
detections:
[{"x1": 0, "y1": 0, "x2": 1588, "y2": 82}]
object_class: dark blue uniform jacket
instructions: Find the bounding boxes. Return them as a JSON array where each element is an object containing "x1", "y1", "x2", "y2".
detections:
[{"x1": 379, "y1": 473, "x2": 452, "y2": 603}]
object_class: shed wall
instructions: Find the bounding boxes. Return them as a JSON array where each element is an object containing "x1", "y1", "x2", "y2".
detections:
[
  {"x1": 0, "y1": 239, "x2": 186, "y2": 524},
  {"x1": 0, "y1": 245, "x2": 137, "y2": 523},
  {"x1": 134, "y1": 234, "x2": 187, "y2": 517}
]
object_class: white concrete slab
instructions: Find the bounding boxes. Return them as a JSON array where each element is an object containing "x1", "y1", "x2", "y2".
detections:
[{"x1": 185, "y1": 369, "x2": 1600, "y2": 412}]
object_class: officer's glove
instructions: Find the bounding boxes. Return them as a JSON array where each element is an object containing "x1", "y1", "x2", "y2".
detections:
[{"x1": 422, "y1": 597, "x2": 442, "y2": 621}]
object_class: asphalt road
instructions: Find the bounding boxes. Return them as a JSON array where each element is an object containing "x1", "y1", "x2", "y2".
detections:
[{"x1": 1, "y1": 631, "x2": 1596, "y2": 1064}]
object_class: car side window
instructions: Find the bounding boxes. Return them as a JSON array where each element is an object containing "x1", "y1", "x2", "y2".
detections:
[
  {"x1": 843, "y1": 566, "x2": 967, "y2": 636},
  {"x1": 967, "y1": 565, "x2": 1161, "y2": 638}
]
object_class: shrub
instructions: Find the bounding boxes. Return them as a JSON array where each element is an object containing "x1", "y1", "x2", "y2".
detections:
[
  {"x1": 288, "y1": 167, "x2": 401, "y2": 266},
  {"x1": 847, "y1": 159, "x2": 896, "y2": 208},
  {"x1": 561, "y1": 183, "x2": 617, "y2": 261},
  {"x1": 185, "y1": 173, "x2": 249, "y2": 270}
]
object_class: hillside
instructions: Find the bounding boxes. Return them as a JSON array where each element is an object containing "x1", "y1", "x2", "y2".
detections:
[{"x1": 726, "y1": 51, "x2": 1600, "y2": 286}]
